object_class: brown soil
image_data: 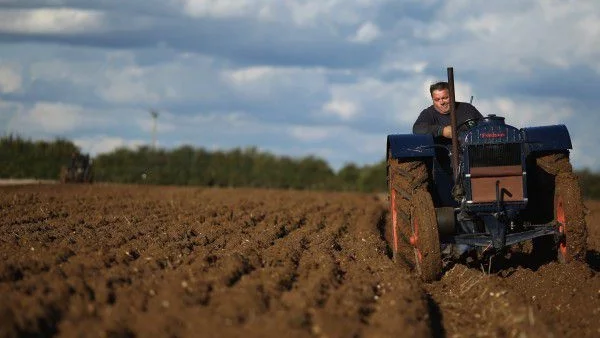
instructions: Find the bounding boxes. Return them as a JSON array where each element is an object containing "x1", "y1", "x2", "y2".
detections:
[{"x1": 1, "y1": 184, "x2": 598, "y2": 337}]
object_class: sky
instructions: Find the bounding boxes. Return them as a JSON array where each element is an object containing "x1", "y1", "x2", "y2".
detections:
[{"x1": 1, "y1": 0, "x2": 599, "y2": 171}]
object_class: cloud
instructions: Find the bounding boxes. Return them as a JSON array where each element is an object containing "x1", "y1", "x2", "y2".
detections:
[
  {"x1": 475, "y1": 97, "x2": 573, "y2": 129},
  {"x1": 19, "y1": 49, "x2": 223, "y2": 108},
  {"x1": 74, "y1": 135, "x2": 146, "y2": 156},
  {"x1": 349, "y1": 21, "x2": 381, "y2": 43},
  {"x1": 97, "y1": 66, "x2": 162, "y2": 104},
  {"x1": 178, "y1": 0, "x2": 387, "y2": 27},
  {"x1": 225, "y1": 66, "x2": 275, "y2": 84},
  {"x1": 4, "y1": 99, "x2": 152, "y2": 144},
  {"x1": 381, "y1": 60, "x2": 428, "y2": 73},
  {"x1": 222, "y1": 65, "x2": 328, "y2": 106},
  {"x1": 1, "y1": 99, "x2": 22, "y2": 135},
  {"x1": 570, "y1": 136, "x2": 600, "y2": 172},
  {"x1": 289, "y1": 125, "x2": 331, "y2": 142},
  {"x1": 317, "y1": 76, "x2": 438, "y2": 131},
  {"x1": 1, "y1": 0, "x2": 599, "y2": 172},
  {"x1": 0, "y1": 8, "x2": 105, "y2": 34},
  {"x1": 10, "y1": 102, "x2": 111, "y2": 133},
  {"x1": 322, "y1": 99, "x2": 359, "y2": 121},
  {"x1": 0, "y1": 63, "x2": 21, "y2": 93},
  {"x1": 432, "y1": 0, "x2": 600, "y2": 74},
  {"x1": 273, "y1": 124, "x2": 387, "y2": 169},
  {"x1": 0, "y1": 3, "x2": 382, "y2": 69},
  {"x1": 178, "y1": 0, "x2": 266, "y2": 19}
]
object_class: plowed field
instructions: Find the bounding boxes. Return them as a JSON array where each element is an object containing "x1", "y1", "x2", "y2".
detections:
[{"x1": 1, "y1": 184, "x2": 599, "y2": 337}]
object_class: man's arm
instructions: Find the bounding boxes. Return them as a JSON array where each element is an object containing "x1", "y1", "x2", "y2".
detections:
[{"x1": 413, "y1": 109, "x2": 443, "y2": 137}]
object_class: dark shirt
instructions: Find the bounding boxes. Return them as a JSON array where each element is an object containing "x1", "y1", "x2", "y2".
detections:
[{"x1": 413, "y1": 102, "x2": 483, "y2": 144}]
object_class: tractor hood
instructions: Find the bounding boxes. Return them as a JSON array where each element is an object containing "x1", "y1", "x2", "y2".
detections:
[{"x1": 462, "y1": 114, "x2": 523, "y2": 145}]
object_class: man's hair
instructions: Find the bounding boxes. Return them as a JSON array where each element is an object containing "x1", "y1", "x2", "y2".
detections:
[{"x1": 429, "y1": 81, "x2": 449, "y2": 96}]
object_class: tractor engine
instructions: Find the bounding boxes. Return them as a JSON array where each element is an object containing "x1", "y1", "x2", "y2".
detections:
[
  {"x1": 451, "y1": 115, "x2": 528, "y2": 250},
  {"x1": 461, "y1": 115, "x2": 525, "y2": 208}
]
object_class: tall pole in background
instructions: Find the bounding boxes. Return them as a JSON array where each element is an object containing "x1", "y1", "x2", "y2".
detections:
[{"x1": 150, "y1": 110, "x2": 158, "y2": 150}]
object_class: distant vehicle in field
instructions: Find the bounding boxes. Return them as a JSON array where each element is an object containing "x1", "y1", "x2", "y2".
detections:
[
  {"x1": 386, "y1": 68, "x2": 587, "y2": 282},
  {"x1": 60, "y1": 152, "x2": 94, "y2": 183}
]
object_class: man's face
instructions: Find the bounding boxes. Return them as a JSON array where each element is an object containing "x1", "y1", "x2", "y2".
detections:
[{"x1": 431, "y1": 89, "x2": 450, "y2": 114}]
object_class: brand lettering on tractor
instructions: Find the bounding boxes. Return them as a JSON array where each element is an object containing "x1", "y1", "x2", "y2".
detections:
[{"x1": 480, "y1": 132, "x2": 506, "y2": 138}]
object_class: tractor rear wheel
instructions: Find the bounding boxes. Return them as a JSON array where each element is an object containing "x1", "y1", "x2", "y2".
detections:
[
  {"x1": 387, "y1": 157, "x2": 441, "y2": 282},
  {"x1": 535, "y1": 152, "x2": 587, "y2": 263}
]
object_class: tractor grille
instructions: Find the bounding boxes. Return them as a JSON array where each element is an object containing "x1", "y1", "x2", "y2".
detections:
[{"x1": 468, "y1": 143, "x2": 522, "y2": 167}]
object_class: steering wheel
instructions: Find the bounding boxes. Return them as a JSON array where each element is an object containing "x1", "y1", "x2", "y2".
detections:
[{"x1": 456, "y1": 117, "x2": 482, "y2": 133}]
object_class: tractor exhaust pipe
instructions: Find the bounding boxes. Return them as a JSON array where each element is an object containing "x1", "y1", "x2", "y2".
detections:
[{"x1": 447, "y1": 67, "x2": 459, "y2": 181}]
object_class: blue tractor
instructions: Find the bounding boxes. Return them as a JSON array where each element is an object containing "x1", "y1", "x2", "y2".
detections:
[{"x1": 386, "y1": 68, "x2": 587, "y2": 282}]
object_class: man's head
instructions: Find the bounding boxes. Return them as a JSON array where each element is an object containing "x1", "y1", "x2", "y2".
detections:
[{"x1": 429, "y1": 81, "x2": 450, "y2": 114}]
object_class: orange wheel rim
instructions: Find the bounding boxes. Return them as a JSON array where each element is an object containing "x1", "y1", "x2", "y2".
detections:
[
  {"x1": 391, "y1": 189, "x2": 398, "y2": 253},
  {"x1": 556, "y1": 196, "x2": 567, "y2": 256}
]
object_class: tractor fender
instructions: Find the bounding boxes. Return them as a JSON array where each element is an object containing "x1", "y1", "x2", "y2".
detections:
[
  {"x1": 387, "y1": 134, "x2": 436, "y2": 159},
  {"x1": 521, "y1": 125, "x2": 572, "y2": 153}
]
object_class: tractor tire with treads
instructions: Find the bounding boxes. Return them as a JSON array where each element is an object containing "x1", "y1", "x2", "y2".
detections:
[
  {"x1": 536, "y1": 152, "x2": 574, "y2": 176},
  {"x1": 387, "y1": 157, "x2": 441, "y2": 282},
  {"x1": 534, "y1": 152, "x2": 587, "y2": 263},
  {"x1": 410, "y1": 189, "x2": 442, "y2": 282},
  {"x1": 387, "y1": 158, "x2": 427, "y2": 266}
]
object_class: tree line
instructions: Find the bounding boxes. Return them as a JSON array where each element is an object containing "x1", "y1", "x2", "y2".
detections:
[
  {"x1": 2, "y1": 135, "x2": 600, "y2": 199},
  {"x1": 0, "y1": 135, "x2": 385, "y2": 192},
  {"x1": 92, "y1": 145, "x2": 384, "y2": 192},
  {"x1": 0, "y1": 135, "x2": 79, "y2": 180}
]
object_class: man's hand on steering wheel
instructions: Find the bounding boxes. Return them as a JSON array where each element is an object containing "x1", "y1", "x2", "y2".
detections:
[
  {"x1": 442, "y1": 117, "x2": 483, "y2": 139},
  {"x1": 456, "y1": 117, "x2": 482, "y2": 133},
  {"x1": 442, "y1": 125, "x2": 453, "y2": 138}
]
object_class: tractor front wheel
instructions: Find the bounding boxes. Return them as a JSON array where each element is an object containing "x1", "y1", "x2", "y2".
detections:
[
  {"x1": 554, "y1": 172, "x2": 587, "y2": 263},
  {"x1": 410, "y1": 189, "x2": 442, "y2": 281},
  {"x1": 387, "y1": 157, "x2": 441, "y2": 282},
  {"x1": 535, "y1": 152, "x2": 587, "y2": 263}
]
